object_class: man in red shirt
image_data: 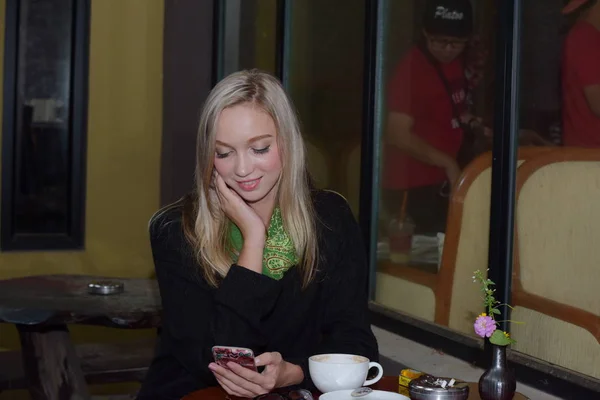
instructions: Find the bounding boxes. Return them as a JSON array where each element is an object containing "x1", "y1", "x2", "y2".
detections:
[
  {"x1": 382, "y1": 0, "x2": 485, "y2": 234},
  {"x1": 562, "y1": 0, "x2": 600, "y2": 147}
]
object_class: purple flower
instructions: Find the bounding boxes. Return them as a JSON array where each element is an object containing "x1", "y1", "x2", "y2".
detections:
[{"x1": 474, "y1": 314, "x2": 497, "y2": 338}]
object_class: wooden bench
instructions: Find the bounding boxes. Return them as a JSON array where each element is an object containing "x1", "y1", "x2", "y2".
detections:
[
  {"x1": 0, "y1": 338, "x2": 155, "y2": 392},
  {"x1": 0, "y1": 275, "x2": 161, "y2": 399}
]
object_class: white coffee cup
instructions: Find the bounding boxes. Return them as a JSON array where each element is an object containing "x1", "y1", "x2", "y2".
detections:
[{"x1": 308, "y1": 353, "x2": 384, "y2": 393}]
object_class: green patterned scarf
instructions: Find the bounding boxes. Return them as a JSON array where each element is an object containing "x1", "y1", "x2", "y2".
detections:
[{"x1": 229, "y1": 208, "x2": 298, "y2": 279}]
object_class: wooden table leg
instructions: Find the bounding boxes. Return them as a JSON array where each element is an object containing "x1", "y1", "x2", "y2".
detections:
[{"x1": 17, "y1": 324, "x2": 90, "y2": 400}]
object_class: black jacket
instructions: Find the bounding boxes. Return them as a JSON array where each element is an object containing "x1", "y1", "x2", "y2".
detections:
[{"x1": 137, "y1": 190, "x2": 379, "y2": 399}]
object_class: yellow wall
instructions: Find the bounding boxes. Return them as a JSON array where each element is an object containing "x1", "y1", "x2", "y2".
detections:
[{"x1": 0, "y1": 0, "x2": 164, "y2": 350}]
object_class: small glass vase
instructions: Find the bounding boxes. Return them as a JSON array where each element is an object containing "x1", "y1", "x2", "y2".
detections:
[{"x1": 479, "y1": 344, "x2": 516, "y2": 400}]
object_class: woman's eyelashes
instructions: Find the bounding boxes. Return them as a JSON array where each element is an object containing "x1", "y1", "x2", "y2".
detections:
[
  {"x1": 215, "y1": 145, "x2": 270, "y2": 159},
  {"x1": 252, "y1": 145, "x2": 271, "y2": 155}
]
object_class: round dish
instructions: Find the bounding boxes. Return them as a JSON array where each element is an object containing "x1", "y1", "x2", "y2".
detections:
[
  {"x1": 87, "y1": 281, "x2": 124, "y2": 295},
  {"x1": 320, "y1": 389, "x2": 410, "y2": 400}
]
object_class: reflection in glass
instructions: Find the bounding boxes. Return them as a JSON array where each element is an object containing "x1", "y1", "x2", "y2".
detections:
[
  {"x1": 560, "y1": 0, "x2": 600, "y2": 147},
  {"x1": 520, "y1": 0, "x2": 564, "y2": 146},
  {"x1": 371, "y1": 0, "x2": 600, "y2": 385},
  {"x1": 14, "y1": 0, "x2": 74, "y2": 234},
  {"x1": 509, "y1": 0, "x2": 600, "y2": 382},
  {"x1": 374, "y1": 0, "x2": 496, "y2": 332},
  {"x1": 380, "y1": 0, "x2": 488, "y2": 236}
]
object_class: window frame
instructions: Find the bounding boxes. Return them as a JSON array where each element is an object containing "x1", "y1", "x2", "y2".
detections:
[
  {"x1": 1, "y1": 0, "x2": 90, "y2": 251},
  {"x1": 360, "y1": 0, "x2": 600, "y2": 397}
]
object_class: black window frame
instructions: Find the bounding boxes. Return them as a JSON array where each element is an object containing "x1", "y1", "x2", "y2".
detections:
[{"x1": 1, "y1": 0, "x2": 90, "y2": 251}]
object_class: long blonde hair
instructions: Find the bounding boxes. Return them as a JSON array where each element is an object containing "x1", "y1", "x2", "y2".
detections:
[{"x1": 182, "y1": 69, "x2": 317, "y2": 288}]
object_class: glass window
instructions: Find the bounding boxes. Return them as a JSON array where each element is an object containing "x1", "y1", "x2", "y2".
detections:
[
  {"x1": 286, "y1": 0, "x2": 366, "y2": 215},
  {"x1": 372, "y1": 0, "x2": 497, "y2": 339},
  {"x1": 16, "y1": 0, "x2": 74, "y2": 235},
  {"x1": 510, "y1": 0, "x2": 600, "y2": 381},
  {"x1": 1, "y1": 0, "x2": 88, "y2": 250},
  {"x1": 371, "y1": 0, "x2": 599, "y2": 384}
]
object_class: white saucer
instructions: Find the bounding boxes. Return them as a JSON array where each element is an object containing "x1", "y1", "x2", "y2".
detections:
[{"x1": 319, "y1": 389, "x2": 410, "y2": 400}]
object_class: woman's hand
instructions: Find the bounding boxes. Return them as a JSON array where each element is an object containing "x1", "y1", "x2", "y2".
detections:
[
  {"x1": 209, "y1": 352, "x2": 304, "y2": 398},
  {"x1": 214, "y1": 172, "x2": 266, "y2": 241},
  {"x1": 213, "y1": 172, "x2": 267, "y2": 273}
]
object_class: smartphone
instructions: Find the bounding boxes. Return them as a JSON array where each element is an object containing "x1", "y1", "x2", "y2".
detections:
[{"x1": 212, "y1": 345, "x2": 258, "y2": 372}]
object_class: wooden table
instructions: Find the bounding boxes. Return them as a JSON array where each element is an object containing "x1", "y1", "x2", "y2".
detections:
[
  {"x1": 182, "y1": 375, "x2": 529, "y2": 399},
  {"x1": 0, "y1": 274, "x2": 161, "y2": 400}
]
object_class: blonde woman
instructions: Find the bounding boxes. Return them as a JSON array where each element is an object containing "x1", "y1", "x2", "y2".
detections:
[{"x1": 137, "y1": 70, "x2": 378, "y2": 399}]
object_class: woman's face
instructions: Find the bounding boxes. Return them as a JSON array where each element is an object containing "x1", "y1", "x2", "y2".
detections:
[
  {"x1": 424, "y1": 31, "x2": 469, "y2": 64},
  {"x1": 213, "y1": 103, "x2": 282, "y2": 206}
]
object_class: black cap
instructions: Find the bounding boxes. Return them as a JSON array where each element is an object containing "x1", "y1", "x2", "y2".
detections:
[{"x1": 423, "y1": 0, "x2": 473, "y2": 38}]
